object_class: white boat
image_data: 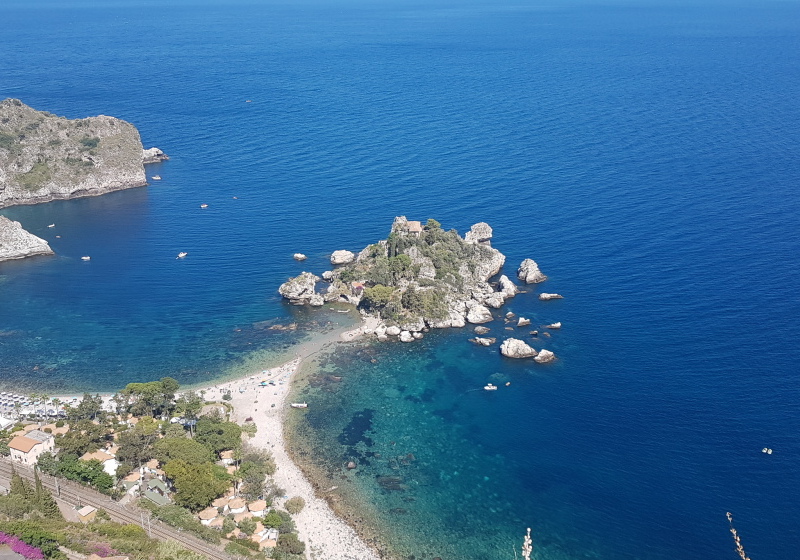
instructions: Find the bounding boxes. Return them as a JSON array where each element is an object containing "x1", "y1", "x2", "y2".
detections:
[
  {"x1": 176, "y1": 252, "x2": 188, "y2": 259},
  {"x1": 200, "y1": 204, "x2": 208, "y2": 208},
  {"x1": 290, "y1": 402, "x2": 308, "y2": 409},
  {"x1": 484, "y1": 383, "x2": 498, "y2": 391},
  {"x1": 47, "y1": 224, "x2": 55, "y2": 228},
  {"x1": 81, "y1": 256, "x2": 91, "y2": 261},
  {"x1": 151, "y1": 175, "x2": 161, "y2": 180}
]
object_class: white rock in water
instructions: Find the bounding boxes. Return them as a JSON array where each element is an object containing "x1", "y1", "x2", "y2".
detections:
[
  {"x1": 464, "y1": 222, "x2": 493, "y2": 244},
  {"x1": 484, "y1": 292, "x2": 505, "y2": 309},
  {"x1": 143, "y1": 147, "x2": 169, "y2": 164},
  {"x1": 534, "y1": 349, "x2": 555, "y2": 363},
  {"x1": 399, "y1": 330, "x2": 414, "y2": 342},
  {"x1": 321, "y1": 270, "x2": 334, "y2": 281},
  {"x1": 0, "y1": 216, "x2": 54, "y2": 262},
  {"x1": 413, "y1": 332, "x2": 423, "y2": 339},
  {"x1": 309, "y1": 294, "x2": 324, "y2": 306},
  {"x1": 517, "y1": 317, "x2": 531, "y2": 327},
  {"x1": 385, "y1": 326, "x2": 401, "y2": 336},
  {"x1": 293, "y1": 253, "x2": 307, "y2": 261},
  {"x1": 500, "y1": 338, "x2": 538, "y2": 359},
  {"x1": 330, "y1": 250, "x2": 356, "y2": 265},
  {"x1": 466, "y1": 304, "x2": 493, "y2": 324},
  {"x1": 518, "y1": 259, "x2": 547, "y2": 284},
  {"x1": 278, "y1": 271, "x2": 320, "y2": 303},
  {"x1": 539, "y1": 293, "x2": 563, "y2": 301},
  {"x1": 471, "y1": 337, "x2": 496, "y2": 346},
  {"x1": 498, "y1": 275, "x2": 518, "y2": 298},
  {"x1": 545, "y1": 322, "x2": 562, "y2": 329}
]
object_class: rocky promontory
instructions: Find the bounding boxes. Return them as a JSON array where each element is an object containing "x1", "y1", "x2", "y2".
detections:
[
  {"x1": 0, "y1": 216, "x2": 53, "y2": 261},
  {"x1": 0, "y1": 99, "x2": 165, "y2": 209}
]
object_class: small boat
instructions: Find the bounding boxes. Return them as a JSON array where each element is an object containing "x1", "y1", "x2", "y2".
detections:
[
  {"x1": 762, "y1": 448, "x2": 773, "y2": 454},
  {"x1": 151, "y1": 175, "x2": 161, "y2": 180},
  {"x1": 47, "y1": 224, "x2": 55, "y2": 228},
  {"x1": 176, "y1": 252, "x2": 188, "y2": 259},
  {"x1": 290, "y1": 402, "x2": 308, "y2": 409},
  {"x1": 484, "y1": 383, "x2": 498, "y2": 391},
  {"x1": 200, "y1": 204, "x2": 208, "y2": 208},
  {"x1": 81, "y1": 256, "x2": 91, "y2": 261}
]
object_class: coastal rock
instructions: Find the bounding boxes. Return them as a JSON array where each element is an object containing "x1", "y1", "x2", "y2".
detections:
[
  {"x1": 377, "y1": 334, "x2": 389, "y2": 342},
  {"x1": 413, "y1": 332, "x2": 423, "y2": 340},
  {"x1": 505, "y1": 311, "x2": 516, "y2": 319},
  {"x1": 518, "y1": 259, "x2": 547, "y2": 284},
  {"x1": 470, "y1": 337, "x2": 496, "y2": 346},
  {"x1": 321, "y1": 271, "x2": 334, "y2": 281},
  {"x1": 330, "y1": 250, "x2": 356, "y2": 265},
  {"x1": 545, "y1": 322, "x2": 562, "y2": 329},
  {"x1": 464, "y1": 222, "x2": 493, "y2": 244},
  {"x1": 293, "y1": 253, "x2": 307, "y2": 261},
  {"x1": 484, "y1": 292, "x2": 506, "y2": 309},
  {"x1": 399, "y1": 331, "x2": 414, "y2": 343},
  {"x1": 278, "y1": 272, "x2": 320, "y2": 303},
  {"x1": 474, "y1": 326, "x2": 491, "y2": 335},
  {"x1": 142, "y1": 147, "x2": 169, "y2": 164},
  {"x1": 0, "y1": 216, "x2": 54, "y2": 261},
  {"x1": 500, "y1": 338, "x2": 538, "y2": 359},
  {"x1": 530, "y1": 330, "x2": 539, "y2": 336},
  {"x1": 0, "y1": 99, "x2": 149, "y2": 209},
  {"x1": 308, "y1": 294, "x2": 324, "y2": 306},
  {"x1": 517, "y1": 317, "x2": 531, "y2": 327},
  {"x1": 399, "y1": 317, "x2": 425, "y2": 333},
  {"x1": 466, "y1": 303, "x2": 493, "y2": 324},
  {"x1": 498, "y1": 275, "x2": 518, "y2": 298},
  {"x1": 539, "y1": 293, "x2": 564, "y2": 301},
  {"x1": 385, "y1": 326, "x2": 401, "y2": 337},
  {"x1": 534, "y1": 349, "x2": 556, "y2": 363}
]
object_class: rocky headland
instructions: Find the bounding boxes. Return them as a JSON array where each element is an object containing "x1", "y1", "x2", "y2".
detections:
[
  {"x1": 279, "y1": 216, "x2": 559, "y2": 360},
  {"x1": 0, "y1": 215, "x2": 53, "y2": 261},
  {"x1": 0, "y1": 99, "x2": 166, "y2": 208}
]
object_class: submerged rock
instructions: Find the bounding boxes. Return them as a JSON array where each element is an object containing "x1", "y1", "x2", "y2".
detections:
[
  {"x1": 500, "y1": 338, "x2": 538, "y2": 359},
  {"x1": 518, "y1": 258, "x2": 547, "y2": 284},
  {"x1": 470, "y1": 337, "x2": 496, "y2": 346}
]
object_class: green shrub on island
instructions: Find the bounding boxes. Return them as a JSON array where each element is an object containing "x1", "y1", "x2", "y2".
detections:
[
  {"x1": 284, "y1": 497, "x2": 305, "y2": 515},
  {"x1": 137, "y1": 501, "x2": 221, "y2": 544},
  {"x1": 237, "y1": 516, "x2": 257, "y2": 536},
  {"x1": 241, "y1": 422, "x2": 258, "y2": 438},
  {"x1": 276, "y1": 532, "x2": 305, "y2": 556}
]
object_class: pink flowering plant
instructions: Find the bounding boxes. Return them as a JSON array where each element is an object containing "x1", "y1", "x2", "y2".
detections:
[{"x1": 0, "y1": 532, "x2": 45, "y2": 560}]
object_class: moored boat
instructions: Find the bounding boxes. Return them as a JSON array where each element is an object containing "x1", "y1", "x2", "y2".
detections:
[{"x1": 290, "y1": 402, "x2": 308, "y2": 408}]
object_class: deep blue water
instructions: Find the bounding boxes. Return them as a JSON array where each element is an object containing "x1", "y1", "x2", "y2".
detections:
[{"x1": 2, "y1": 1, "x2": 800, "y2": 558}]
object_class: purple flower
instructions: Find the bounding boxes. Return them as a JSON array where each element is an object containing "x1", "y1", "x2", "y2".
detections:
[{"x1": 0, "y1": 532, "x2": 46, "y2": 560}]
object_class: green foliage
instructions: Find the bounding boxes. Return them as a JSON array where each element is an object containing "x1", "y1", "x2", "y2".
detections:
[
  {"x1": 194, "y1": 416, "x2": 242, "y2": 454},
  {"x1": 55, "y1": 419, "x2": 108, "y2": 456},
  {"x1": 34, "y1": 469, "x2": 63, "y2": 520},
  {"x1": 173, "y1": 391, "x2": 203, "y2": 421},
  {"x1": 79, "y1": 136, "x2": 100, "y2": 149},
  {"x1": 361, "y1": 285, "x2": 394, "y2": 310},
  {"x1": 221, "y1": 517, "x2": 236, "y2": 534},
  {"x1": 241, "y1": 422, "x2": 257, "y2": 438},
  {"x1": 0, "y1": 520, "x2": 64, "y2": 559},
  {"x1": 237, "y1": 516, "x2": 257, "y2": 535},
  {"x1": 153, "y1": 437, "x2": 212, "y2": 465},
  {"x1": 115, "y1": 419, "x2": 160, "y2": 466},
  {"x1": 163, "y1": 460, "x2": 230, "y2": 511},
  {"x1": 222, "y1": 392, "x2": 232, "y2": 402},
  {"x1": 138, "y1": 501, "x2": 221, "y2": 544},
  {"x1": 276, "y1": 532, "x2": 306, "y2": 556},
  {"x1": 224, "y1": 540, "x2": 258, "y2": 557},
  {"x1": 16, "y1": 161, "x2": 51, "y2": 191},
  {"x1": 121, "y1": 378, "x2": 180, "y2": 418},
  {"x1": 65, "y1": 394, "x2": 104, "y2": 422},
  {"x1": 284, "y1": 496, "x2": 305, "y2": 515},
  {"x1": 237, "y1": 448, "x2": 276, "y2": 502},
  {"x1": 425, "y1": 218, "x2": 441, "y2": 230},
  {"x1": 0, "y1": 131, "x2": 17, "y2": 150},
  {"x1": 39, "y1": 454, "x2": 114, "y2": 494}
]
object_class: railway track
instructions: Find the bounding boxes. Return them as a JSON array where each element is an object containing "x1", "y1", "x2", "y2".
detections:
[{"x1": 0, "y1": 459, "x2": 230, "y2": 560}]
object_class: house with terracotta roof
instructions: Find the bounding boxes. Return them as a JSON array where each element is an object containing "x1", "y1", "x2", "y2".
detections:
[
  {"x1": 120, "y1": 471, "x2": 141, "y2": 495},
  {"x1": 198, "y1": 507, "x2": 219, "y2": 526},
  {"x1": 219, "y1": 450, "x2": 235, "y2": 465},
  {"x1": 233, "y1": 511, "x2": 253, "y2": 523},
  {"x1": 248, "y1": 499, "x2": 267, "y2": 517},
  {"x1": 228, "y1": 497, "x2": 247, "y2": 514},
  {"x1": 8, "y1": 430, "x2": 54, "y2": 465},
  {"x1": 40, "y1": 423, "x2": 69, "y2": 436},
  {"x1": 80, "y1": 449, "x2": 119, "y2": 476}
]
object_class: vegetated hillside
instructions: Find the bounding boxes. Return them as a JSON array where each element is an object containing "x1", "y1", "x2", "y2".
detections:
[{"x1": 0, "y1": 99, "x2": 147, "y2": 208}]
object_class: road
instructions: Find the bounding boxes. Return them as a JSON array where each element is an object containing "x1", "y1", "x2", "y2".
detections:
[{"x1": 0, "y1": 458, "x2": 230, "y2": 560}]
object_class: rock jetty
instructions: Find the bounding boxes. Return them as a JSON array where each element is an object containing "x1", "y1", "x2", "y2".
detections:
[
  {"x1": 0, "y1": 216, "x2": 53, "y2": 261},
  {"x1": 0, "y1": 98, "x2": 165, "y2": 209}
]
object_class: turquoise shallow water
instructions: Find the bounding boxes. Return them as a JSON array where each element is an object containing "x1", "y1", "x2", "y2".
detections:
[{"x1": 2, "y1": 1, "x2": 800, "y2": 558}]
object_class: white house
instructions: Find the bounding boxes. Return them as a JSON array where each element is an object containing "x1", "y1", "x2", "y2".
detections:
[
  {"x1": 79, "y1": 449, "x2": 119, "y2": 476},
  {"x1": 8, "y1": 430, "x2": 54, "y2": 465}
]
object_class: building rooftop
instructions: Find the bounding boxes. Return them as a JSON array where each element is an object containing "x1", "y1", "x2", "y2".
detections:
[
  {"x1": 77, "y1": 505, "x2": 97, "y2": 517},
  {"x1": 25, "y1": 430, "x2": 53, "y2": 443},
  {"x1": 80, "y1": 449, "x2": 114, "y2": 463},
  {"x1": 8, "y1": 436, "x2": 39, "y2": 453}
]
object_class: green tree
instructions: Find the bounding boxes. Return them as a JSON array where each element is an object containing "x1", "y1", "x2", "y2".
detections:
[
  {"x1": 9, "y1": 470, "x2": 32, "y2": 499},
  {"x1": 284, "y1": 496, "x2": 305, "y2": 515},
  {"x1": 276, "y1": 532, "x2": 306, "y2": 556},
  {"x1": 153, "y1": 437, "x2": 212, "y2": 465},
  {"x1": 262, "y1": 510, "x2": 284, "y2": 529},
  {"x1": 425, "y1": 218, "x2": 441, "y2": 230},
  {"x1": 237, "y1": 516, "x2": 256, "y2": 536},
  {"x1": 194, "y1": 417, "x2": 242, "y2": 455},
  {"x1": 33, "y1": 468, "x2": 62, "y2": 520},
  {"x1": 361, "y1": 285, "x2": 394, "y2": 310},
  {"x1": 116, "y1": 417, "x2": 160, "y2": 466},
  {"x1": 163, "y1": 460, "x2": 230, "y2": 512},
  {"x1": 66, "y1": 393, "x2": 104, "y2": 422}
]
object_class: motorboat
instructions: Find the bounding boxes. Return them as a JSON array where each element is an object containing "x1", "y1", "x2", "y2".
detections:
[
  {"x1": 47, "y1": 224, "x2": 55, "y2": 228},
  {"x1": 81, "y1": 256, "x2": 91, "y2": 261},
  {"x1": 176, "y1": 252, "x2": 188, "y2": 259},
  {"x1": 200, "y1": 204, "x2": 208, "y2": 208},
  {"x1": 290, "y1": 403, "x2": 308, "y2": 409},
  {"x1": 484, "y1": 383, "x2": 498, "y2": 391},
  {"x1": 151, "y1": 175, "x2": 161, "y2": 180}
]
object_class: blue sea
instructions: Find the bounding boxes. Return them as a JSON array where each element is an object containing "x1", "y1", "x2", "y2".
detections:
[{"x1": 2, "y1": 0, "x2": 800, "y2": 558}]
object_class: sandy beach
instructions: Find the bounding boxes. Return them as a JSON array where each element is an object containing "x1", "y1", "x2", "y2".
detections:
[{"x1": 188, "y1": 322, "x2": 382, "y2": 560}]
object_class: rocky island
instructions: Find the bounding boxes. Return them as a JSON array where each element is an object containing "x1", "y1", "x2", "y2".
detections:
[
  {"x1": 0, "y1": 215, "x2": 53, "y2": 260},
  {"x1": 0, "y1": 98, "x2": 167, "y2": 261},
  {"x1": 280, "y1": 216, "x2": 557, "y2": 360}
]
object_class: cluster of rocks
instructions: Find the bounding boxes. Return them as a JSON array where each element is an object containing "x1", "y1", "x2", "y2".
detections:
[
  {"x1": 500, "y1": 338, "x2": 556, "y2": 363},
  {"x1": 0, "y1": 216, "x2": 53, "y2": 261}
]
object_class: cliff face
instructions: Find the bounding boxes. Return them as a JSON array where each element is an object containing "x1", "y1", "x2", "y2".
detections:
[
  {"x1": 0, "y1": 216, "x2": 53, "y2": 261},
  {"x1": 0, "y1": 99, "x2": 148, "y2": 209},
  {"x1": 279, "y1": 217, "x2": 511, "y2": 331}
]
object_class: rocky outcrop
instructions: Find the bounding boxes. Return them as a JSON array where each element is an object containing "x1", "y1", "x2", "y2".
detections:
[
  {"x1": 470, "y1": 337, "x2": 496, "y2": 346},
  {"x1": 399, "y1": 331, "x2": 414, "y2": 343},
  {"x1": 330, "y1": 250, "x2": 355, "y2": 265},
  {"x1": 500, "y1": 338, "x2": 538, "y2": 359},
  {"x1": 278, "y1": 272, "x2": 320, "y2": 304},
  {"x1": 385, "y1": 326, "x2": 401, "y2": 337},
  {"x1": 142, "y1": 147, "x2": 169, "y2": 164},
  {"x1": 545, "y1": 322, "x2": 562, "y2": 329},
  {"x1": 466, "y1": 303, "x2": 493, "y2": 324},
  {"x1": 517, "y1": 317, "x2": 531, "y2": 327},
  {"x1": 518, "y1": 259, "x2": 547, "y2": 284},
  {"x1": 474, "y1": 326, "x2": 491, "y2": 335},
  {"x1": 464, "y1": 222, "x2": 492, "y2": 244},
  {"x1": 0, "y1": 216, "x2": 53, "y2": 261},
  {"x1": 293, "y1": 253, "x2": 307, "y2": 261},
  {"x1": 539, "y1": 293, "x2": 563, "y2": 301},
  {"x1": 0, "y1": 99, "x2": 153, "y2": 209},
  {"x1": 498, "y1": 275, "x2": 518, "y2": 298},
  {"x1": 534, "y1": 349, "x2": 556, "y2": 363}
]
